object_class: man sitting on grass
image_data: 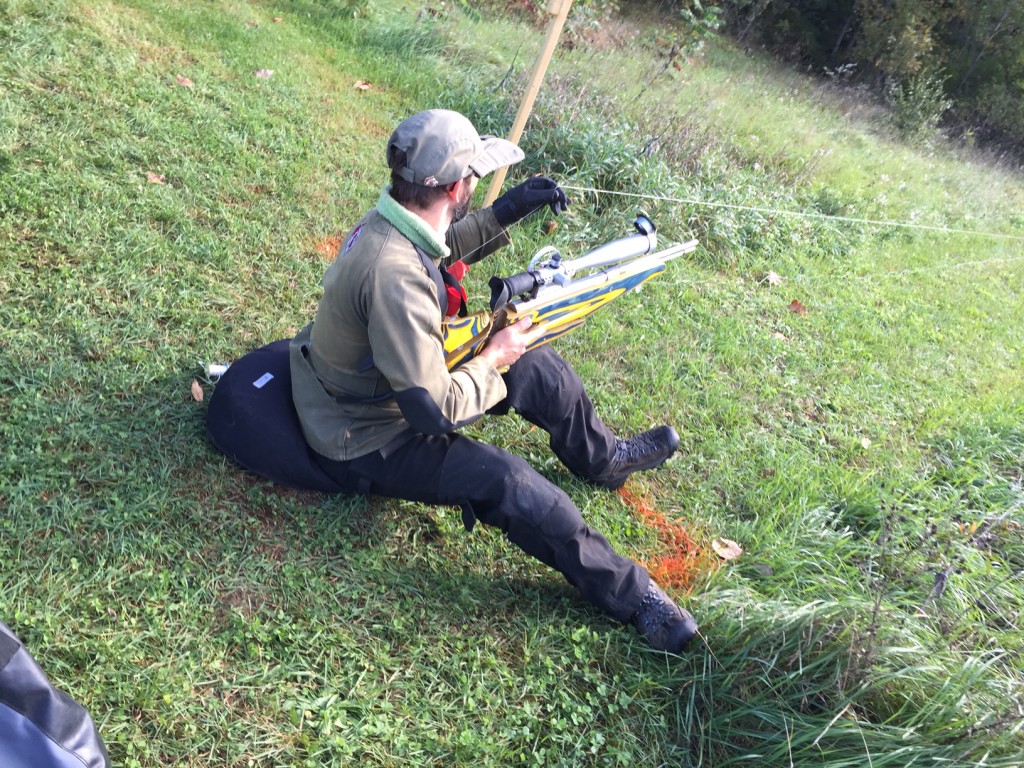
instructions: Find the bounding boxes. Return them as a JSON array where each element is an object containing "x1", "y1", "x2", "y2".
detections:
[{"x1": 289, "y1": 108, "x2": 698, "y2": 653}]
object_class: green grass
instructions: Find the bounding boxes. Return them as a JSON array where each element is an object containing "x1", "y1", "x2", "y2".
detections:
[{"x1": 2, "y1": 0, "x2": 1023, "y2": 765}]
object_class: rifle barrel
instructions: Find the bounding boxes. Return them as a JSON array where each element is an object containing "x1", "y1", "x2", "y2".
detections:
[
  {"x1": 561, "y1": 238, "x2": 698, "y2": 276},
  {"x1": 528, "y1": 239, "x2": 699, "y2": 306},
  {"x1": 648, "y1": 239, "x2": 700, "y2": 263}
]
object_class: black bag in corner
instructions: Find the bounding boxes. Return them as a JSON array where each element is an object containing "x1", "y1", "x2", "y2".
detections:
[
  {"x1": 205, "y1": 339, "x2": 346, "y2": 493},
  {"x1": 0, "y1": 620, "x2": 110, "y2": 768}
]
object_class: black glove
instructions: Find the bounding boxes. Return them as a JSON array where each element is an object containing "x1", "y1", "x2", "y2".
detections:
[{"x1": 492, "y1": 176, "x2": 569, "y2": 227}]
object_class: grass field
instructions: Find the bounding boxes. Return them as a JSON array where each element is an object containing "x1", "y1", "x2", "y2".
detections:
[{"x1": 2, "y1": 0, "x2": 1023, "y2": 765}]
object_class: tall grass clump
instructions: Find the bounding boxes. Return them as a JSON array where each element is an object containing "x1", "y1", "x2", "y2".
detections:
[{"x1": 885, "y1": 70, "x2": 954, "y2": 144}]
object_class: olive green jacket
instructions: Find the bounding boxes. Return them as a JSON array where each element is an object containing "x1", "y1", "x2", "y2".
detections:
[{"x1": 290, "y1": 195, "x2": 510, "y2": 461}]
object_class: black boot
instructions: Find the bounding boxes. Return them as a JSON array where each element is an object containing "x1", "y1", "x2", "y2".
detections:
[
  {"x1": 592, "y1": 425, "x2": 679, "y2": 490},
  {"x1": 632, "y1": 581, "x2": 698, "y2": 653}
]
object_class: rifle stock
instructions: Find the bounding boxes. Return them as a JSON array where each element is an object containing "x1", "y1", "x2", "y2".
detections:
[{"x1": 442, "y1": 216, "x2": 698, "y2": 370}]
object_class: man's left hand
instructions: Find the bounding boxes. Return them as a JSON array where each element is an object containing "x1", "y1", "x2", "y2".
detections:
[{"x1": 492, "y1": 176, "x2": 570, "y2": 227}]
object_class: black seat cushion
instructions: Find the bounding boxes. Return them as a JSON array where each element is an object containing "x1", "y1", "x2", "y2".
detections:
[{"x1": 205, "y1": 339, "x2": 345, "y2": 493}]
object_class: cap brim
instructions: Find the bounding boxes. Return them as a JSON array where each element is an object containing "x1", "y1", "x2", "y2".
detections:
[{"x1": 468, "y1": 136, "x2": 525, "y2": 178}]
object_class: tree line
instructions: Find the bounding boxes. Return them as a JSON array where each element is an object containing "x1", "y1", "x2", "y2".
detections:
[{"x1": 653, "y1": 0, "x2": 1024, "y2": 154}]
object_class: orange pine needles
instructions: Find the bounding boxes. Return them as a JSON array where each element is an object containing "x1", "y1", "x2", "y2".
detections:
[{"x1": 617, "y1": 486, "x2": 714, "y2": 594}]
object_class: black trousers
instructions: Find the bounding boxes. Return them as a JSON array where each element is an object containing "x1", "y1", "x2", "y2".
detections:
[{"x1": 314, "y1": 346, "x2": 649, "y2": 622}]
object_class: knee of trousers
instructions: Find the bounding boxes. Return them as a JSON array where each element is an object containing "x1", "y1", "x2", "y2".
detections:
[
  {"x1": 500, "y1": 345, "x2": 585, "y2": 416},
  {"x1": 439, "y1": 436, "x2": 585, "y2": 544}
]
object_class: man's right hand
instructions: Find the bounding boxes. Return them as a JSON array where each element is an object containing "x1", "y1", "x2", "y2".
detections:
[{"x1": 478, "y1": 316, "x2": 547, "y2": 370}]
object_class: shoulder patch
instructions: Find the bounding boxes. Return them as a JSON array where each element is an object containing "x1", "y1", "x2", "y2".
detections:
[{"x1": 343, "y1": 224, "x2": 364, "y2": 255}]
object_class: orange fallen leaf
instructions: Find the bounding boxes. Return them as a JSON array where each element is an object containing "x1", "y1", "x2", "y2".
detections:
[
  {"x1": 353, "y1": 80, "x2": 372, "y2": 91},
  {"x1": 190, "y1": 379, "x2": 204, "y2": 402},
  {"x1": 146, "y1": 171, "x2": 165, "y2": 185},
  {"x1": 175, "y1": 74, "x2": 194, "y2": 89},
  {"x1": 712, "y1": 538, "x2": 743, "y2": 561},
  {"x1": 788, "y1": 299, "x2": 807, "y2": 315},
  {"x1": 544, "y1": 220, "x2": 558, "y2": 235}
]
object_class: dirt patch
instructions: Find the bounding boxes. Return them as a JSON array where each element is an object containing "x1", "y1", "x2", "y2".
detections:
[
  {"x1": 314, "y1": 234, "x2": 343, "y2": 259},
  {"x1": 567, "y1": 17, "x2": 641, "y2": 53}
]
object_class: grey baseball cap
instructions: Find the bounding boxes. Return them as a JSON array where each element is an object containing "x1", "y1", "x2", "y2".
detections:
[{"x1": 387, "y1": 109, "x2": 524, "y2": 187}]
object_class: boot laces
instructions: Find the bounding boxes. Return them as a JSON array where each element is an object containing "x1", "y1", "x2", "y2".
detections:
[{"x1": 615, "y1": 431, "x2": 662, "y2": 463}]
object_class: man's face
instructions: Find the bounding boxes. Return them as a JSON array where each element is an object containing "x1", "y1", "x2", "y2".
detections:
[{"x1": 451, "y1": 175, "x2": 478, "y2": 224}]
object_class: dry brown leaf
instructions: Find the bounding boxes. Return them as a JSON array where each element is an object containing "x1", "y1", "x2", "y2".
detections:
[
  {"x1": 764, "y1": 270, "x2": 783, "y2": 286},
  {"x1": 712, "y1": 538, "x2": 743, "y2": 561},
  {"x1": 146, "y1": 171, "x2": 165, "y2": 185},
  {"x1": 353, "y1": 80, "x2": 372, "y2": 91},
  {"x1": 788, "y1": 299, "x2": 808, "y2": 315},
  {"x1": 190, "y1": 379, "x2": 204, "y2": 402},
  {"x1": 175, "y1": 74, "x2": 194, "y2": 89},
  {"x1": 544, "y1": 220, "x2": 558, "y2": 236}
]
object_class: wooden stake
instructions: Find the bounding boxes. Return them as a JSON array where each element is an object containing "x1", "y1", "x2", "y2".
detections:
[{"x1": 483, "y1": 0, "x2": 573, "y2": 207}]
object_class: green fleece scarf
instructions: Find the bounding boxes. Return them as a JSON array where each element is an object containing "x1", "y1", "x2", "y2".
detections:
[{"x1": 376, "y1": 187, "x2": 451, "y2": 260}]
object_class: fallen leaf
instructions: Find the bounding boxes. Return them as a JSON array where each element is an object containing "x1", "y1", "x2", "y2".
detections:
[
  {"x1": 788, "y1": 299, "x2": 807, "y2": 315},
  {"x1": 353, "y1": 80, "x2": 372, "y2": 91},
  {"x1": 190, "y1": 379, "x2": 204, "y2": 402},
  {"x1": 175, "y1": 74, "x2": 194, "y2": 89},
  {"x1": 272, "y1": 16, "x2": 283, "y2": 22},
  {"x1": 146, "y1": 171, "x2": 165, "y2": 184},
  {"x1": 764, "y1": 270, "x2": 783, "y2": 286},
  {"x1": 544, "y1": 220, "x2": 558, "y2": 235},
  {"x1": 712, "y1": 538, "x2": 743, "y2": 561},
  {"x1": 255, "y1": 69, "x2": 274, "y2": 79}
]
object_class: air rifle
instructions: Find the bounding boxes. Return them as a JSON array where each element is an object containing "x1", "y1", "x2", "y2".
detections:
[{"x1": 442, "y1": 215, "x2": 699, "y2": 370}]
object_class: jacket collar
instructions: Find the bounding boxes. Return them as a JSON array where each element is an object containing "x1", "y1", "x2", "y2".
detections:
[{"x1": 376, "y1": 187, "x2": 451, "y2": 260}]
